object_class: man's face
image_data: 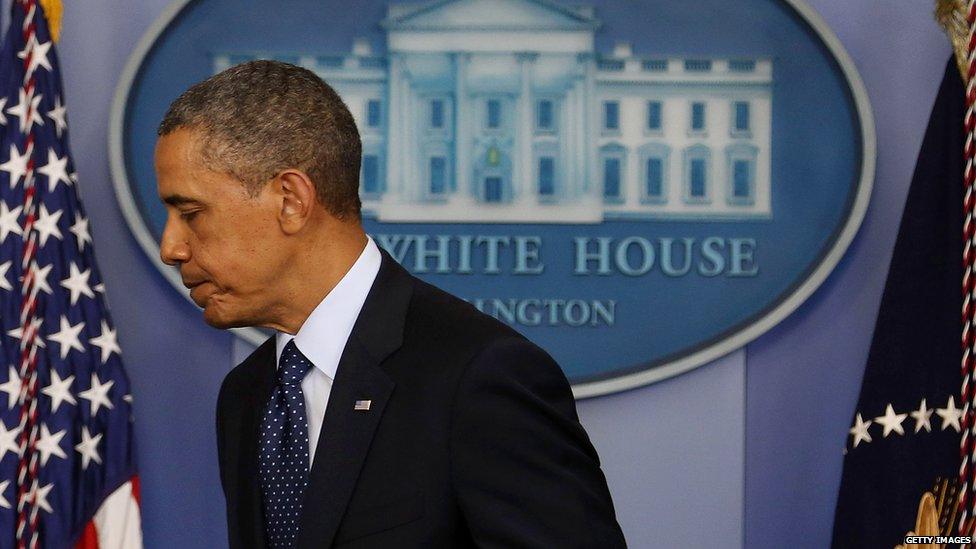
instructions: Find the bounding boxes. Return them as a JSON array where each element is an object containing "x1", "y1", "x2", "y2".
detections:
[{"x1": 154, "y1": 128, "x2": 287, "y2": 329}]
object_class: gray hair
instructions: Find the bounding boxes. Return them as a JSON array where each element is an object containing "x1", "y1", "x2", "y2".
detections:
[{"x1": 158, "y1": 60, "x2": 362, "y2": 220}]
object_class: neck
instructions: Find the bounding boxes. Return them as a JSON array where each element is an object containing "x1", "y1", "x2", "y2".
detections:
[{"x1": 263, "y1": 219, "x2": 368, "y2": 335}]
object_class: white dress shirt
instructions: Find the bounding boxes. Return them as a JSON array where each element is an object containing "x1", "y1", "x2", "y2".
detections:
[{"x1": 274, "y1": 235, "x2": 381, "y2": 467}]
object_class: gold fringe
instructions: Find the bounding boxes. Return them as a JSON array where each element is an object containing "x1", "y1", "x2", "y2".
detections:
[{"x1": 38, "y1": 0, "x2": 62, "y2": 43}]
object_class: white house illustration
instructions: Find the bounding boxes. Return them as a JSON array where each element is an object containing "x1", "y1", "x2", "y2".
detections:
[{"x1": 213, "y1": 0, "x2": 773, "y2": 223}]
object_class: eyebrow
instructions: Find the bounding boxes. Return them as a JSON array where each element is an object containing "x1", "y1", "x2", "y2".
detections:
[{"x1": 162, "y1": 194, "x2": 204, "y2": 207}]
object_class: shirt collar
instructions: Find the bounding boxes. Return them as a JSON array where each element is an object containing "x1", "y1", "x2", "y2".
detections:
[{"x1": 275, "y1": 235, "x2": 382, "y2": 379}]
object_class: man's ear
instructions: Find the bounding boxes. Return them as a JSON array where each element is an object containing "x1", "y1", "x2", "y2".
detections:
[{"x1": 276, "y1": 169, "x2": 317, "y2": 234}]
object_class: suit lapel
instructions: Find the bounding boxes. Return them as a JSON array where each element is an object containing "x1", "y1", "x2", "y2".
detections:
[
  {"x1": 296, "y1": 339, "x2": 394, "y2": 547},
  {"x1": 236, "y1": 339, "x2": 276, "y2": 549},
  {"x1": 296, "y1": 248, "x2": 414, "y2": 548}
]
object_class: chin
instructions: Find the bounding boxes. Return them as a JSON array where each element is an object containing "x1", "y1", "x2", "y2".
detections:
[
  {"x1": 200, "y1": 303, "x2": 237, "y2": 329},
  {"x1": 202, "y1": 313, "x2": 240, "y2": 330},
  {"x1": 201, "y1": 302, "x2": 262, "y2": 330}
]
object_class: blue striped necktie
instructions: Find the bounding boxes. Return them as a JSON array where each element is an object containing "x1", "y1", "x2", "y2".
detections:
[{"x1": 259, "y1": 339, "x2": 313, "y2": 548}]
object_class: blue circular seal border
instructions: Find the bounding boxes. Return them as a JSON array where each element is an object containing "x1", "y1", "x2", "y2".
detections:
[{"x1": 108, "y1": 0, "x2": 876, "y2": 398}]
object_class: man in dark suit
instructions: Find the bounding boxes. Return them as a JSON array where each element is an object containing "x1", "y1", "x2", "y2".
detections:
[{"x1": 154, "y1": 60, "x2": 626, "y2": 548}]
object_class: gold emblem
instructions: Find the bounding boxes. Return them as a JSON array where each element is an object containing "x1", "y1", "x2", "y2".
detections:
[{"x1": 895, "y1": 478, "x2": 961, "y2": 549}]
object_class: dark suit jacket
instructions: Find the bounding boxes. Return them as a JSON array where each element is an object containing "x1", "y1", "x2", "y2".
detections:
[{"x1": 216, "y1": 248, "x2": 627, "y2": 548}]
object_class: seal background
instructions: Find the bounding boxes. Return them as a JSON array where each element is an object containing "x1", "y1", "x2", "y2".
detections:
[{"x1": 111, "y1": 0, "x2": 874, "y2": 397}]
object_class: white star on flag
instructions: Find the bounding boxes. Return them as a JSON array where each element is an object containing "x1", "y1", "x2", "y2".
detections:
[
  {"x1": 0, "y1": 97, "x2": 8, "y2": 126},
  {"x1": 28, "y1": 481, "x2": 53, "y2": 515},
  {"x1": 0, "y1": 420, "x2": 21, "y2": 460},
  {"x1": 6, "y1": 317, "x2": 45, "y2": 347},
  {"x1": 0, "y1": 261, "x2": 11, "y2": 292},
  {"x1": 16, "y1": 35, "x2": 52, "y2": 78},
  {"x1": 41, "y1": 369, "x2": 75, "y2": 413},
  {"x1": 33, "y1": 204, "x2": 63, "y2": 246},
  {"x1": 89, "y1": 320, "x2": 121, "y2": 364},
  {"x1": 5, "y1": 86, "x2": 43, "y2": 133},
  {"x1": 0, "y1": 480, "x2": 11, "y2": 510},
  {"x1": 910, "y1": 398, "x2": 934, "y2": 433},
  {"x1": 35, "y1": 424, "x2": 67, "y2": 466},
  {"x1": 874, "y1": 404, "x2": 908, "y2": 437},
  {"x1": 29, "y1": 262, "x2": 53, "y2": 295},
  {"x1": 47, "y1": 316, "x2": 85, "y2": 359},
  {"x1": 936, "y1": 395, "x2": 963, "y2": 432},
  {"x1": 38, "y1": 148, "x2": 70, "y2": 192},
  {"x1": 78, "y1": 373, "x2": 114, "y2": 416},
  {"x1": 849, "y1": 413, "x2": 873, "y2": 448},
  {"x1": 0, "y1": 143, "x2": 29, "y2": 188},
  {"x1": 69, "y1": 212, "x2": 91, "y2": 252},
  {"x1": 0, "y1": 200, "x2": 22, "y2": 242},
  {"x1": 46, "y1": 95, "x2": 66, "y2": 137},
  {"x1": 0, "y1": 366, "x2": 19, "y2": 410},
  {"x1": 74, "y1": 426, "x2": 102, "y2": 470},
  {"x1": 60, "y1": 262, "x2": 93, "y2": 305}
]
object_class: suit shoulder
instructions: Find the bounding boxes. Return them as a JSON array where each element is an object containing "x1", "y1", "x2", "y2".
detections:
[{"x1": 403, "y1": 276, "x2": 527, "y2": 358}]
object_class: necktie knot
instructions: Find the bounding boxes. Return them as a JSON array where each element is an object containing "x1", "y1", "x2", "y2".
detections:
[{"x1": 278, "y1": 340, "x2": 313, "y2": 385}]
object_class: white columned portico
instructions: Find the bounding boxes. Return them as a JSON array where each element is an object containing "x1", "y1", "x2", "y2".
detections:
[
  {"x1": 516, "y1": 52, "x2": 536, "y2": 204},
  {"x1": 454, "y1": 52, "x2": 474, "y2": 205},
  {"x1": 561, "y1": 85, "x2": 575, "y2": 201},
  {"x1": 387, "y1": 53, "x2": 403, "y2": 201},
  {"x1": 398, "y1": 70, "x2": 412, "y2": 202},
  {"x1": 582, "y1": 53, "x2": 596, "y2": 195},
  {"x1": 573, "y1": 75, "x2": 586, "y2": 199}
]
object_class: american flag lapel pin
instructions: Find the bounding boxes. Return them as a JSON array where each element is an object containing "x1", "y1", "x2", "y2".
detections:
[{"x1": 354, "y1": 399, "x2": 372, "y2": 411}]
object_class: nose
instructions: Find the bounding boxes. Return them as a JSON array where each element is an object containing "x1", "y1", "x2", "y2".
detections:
[{"x1": 159, "y1": 213, "x2": 190, "y2": 266}]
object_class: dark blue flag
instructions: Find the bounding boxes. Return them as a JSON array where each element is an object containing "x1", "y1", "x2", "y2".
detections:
[{"x1": 831, "y1": 59, "x2": 966, "y2": 547}]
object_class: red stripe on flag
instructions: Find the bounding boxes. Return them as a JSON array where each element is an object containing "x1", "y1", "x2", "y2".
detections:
[
  {"x1": 74, "y1": 521, "x2": 98, "y2": 549},
  {"x1": 130, "y1": 476, "x2": 140, "y2": 506}
]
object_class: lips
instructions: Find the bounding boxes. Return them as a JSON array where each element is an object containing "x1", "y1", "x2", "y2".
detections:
[
  {"x1": 183, "y1": 279, "x2": 213, "y2": 306},
  {"x1": 181, "y1": 275, "x2": 207, "y2": 290}
]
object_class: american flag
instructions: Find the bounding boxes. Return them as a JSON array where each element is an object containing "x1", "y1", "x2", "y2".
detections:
[{"x1": 0, "y1": 1, "x2": 142, "y2": 547}]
